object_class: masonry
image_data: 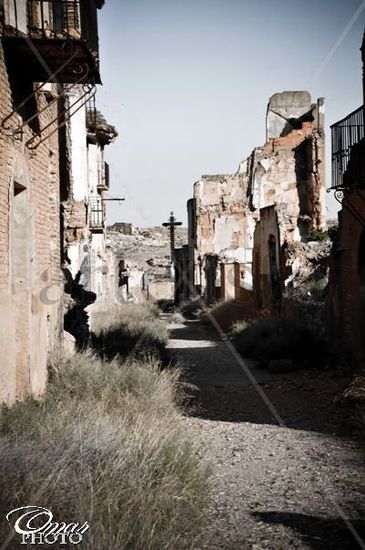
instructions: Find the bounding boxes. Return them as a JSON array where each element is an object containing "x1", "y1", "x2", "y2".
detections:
[
  {"x1": 0, "y1": 0, "x2": 105, "y2": 403},
  {"x1": 0, "y1": 42, "x2": 63, "y2": 403},
  {"x1": 327, "y1": 32, "x2": 365, "y2": 360},
  {"x1": 186, "y1": 91, "x2": 326, "y2": 322}
]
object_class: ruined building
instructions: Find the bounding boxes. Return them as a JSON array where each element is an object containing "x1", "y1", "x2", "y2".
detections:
[
  {"x1": 328, "y1": 33, "x2": 365, "y2": 360},
  {"x1": 85, "y1": 107, "x2": 118, "y2": 314},
  {"x1": 184, "y1": 91, "x2": 326, "y2": 318},
  {"x1": 0, "y1": 0, "x2": 104, "y2": 403},
  {"x1": 62, "y1": 96, "x2": 118, "y2": 345}
]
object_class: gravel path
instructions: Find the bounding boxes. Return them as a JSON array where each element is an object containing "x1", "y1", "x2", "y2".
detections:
[{"x1": 166, "y1": 318, "x2": 365, "y2": 549}]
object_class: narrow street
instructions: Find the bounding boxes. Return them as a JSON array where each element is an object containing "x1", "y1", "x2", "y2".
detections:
[{"x1": 167, "y1": 317, "x2": 365, "y2": 549}]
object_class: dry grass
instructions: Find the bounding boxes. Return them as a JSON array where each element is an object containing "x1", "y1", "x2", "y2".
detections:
[
  {"x1": 91, "y1": 303, "x2": 169, "y2": 360},
  {"x1": 197, "y1": 300, "x2": 256, "y2": 332},
  {"x1": 0, "y1": 353, "x2": 209, "y2": 549},
  {"x1": 233, "y1": 316, "x2": 328, "y2": 367},
  {"x1": 230, "y1": 320, "x2": 250, "y2": 336}
]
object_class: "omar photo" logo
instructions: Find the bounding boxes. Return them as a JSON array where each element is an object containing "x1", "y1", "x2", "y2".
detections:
[{"x1": 6, "y1": 506, "x2": 90, "y2": 546}]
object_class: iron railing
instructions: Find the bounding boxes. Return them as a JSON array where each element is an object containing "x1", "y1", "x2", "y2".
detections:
[
  {"x1": 4, "y1": 1, "x2": 99, "y2": 53},
  {"x1": 28, "y1": 0, "x2": 81, "y2": 38},
  {"x1": 331, "y1": 105, "x2": 365, "y2": 189},
  {"x1": 89, "y1": 196, "x2": 104, "y2": 230}
]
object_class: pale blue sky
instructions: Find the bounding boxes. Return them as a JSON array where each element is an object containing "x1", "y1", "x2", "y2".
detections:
[{"x1": 97, "y1": 0, "x2": 365, "y2": 227}]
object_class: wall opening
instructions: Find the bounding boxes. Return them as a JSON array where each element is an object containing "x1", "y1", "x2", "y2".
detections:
[
  {"x1": 205, "y1": 254, "x2": 218, "y2": 303},
  {"x1": 268, "y1": 234, "x2": 281, "y2": 310}
]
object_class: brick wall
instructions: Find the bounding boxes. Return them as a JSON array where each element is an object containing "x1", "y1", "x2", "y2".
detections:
[
  {"x1": 0, "y1": 41, "x2": 63, "y2": 403},
  {"x1": 328, "y1": 194, "x2": 365, "y2": 360}
]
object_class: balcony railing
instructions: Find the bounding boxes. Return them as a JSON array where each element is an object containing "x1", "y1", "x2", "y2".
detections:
[
  {"x1": 89, "y1": 196, "x2": 105, "y2": 232},
  {"x1": 331, "y1": 106, "x2": 365, "y2": 190},
  {"x1": 2, "y1": 0, "x2": 102, "y2": 83}
]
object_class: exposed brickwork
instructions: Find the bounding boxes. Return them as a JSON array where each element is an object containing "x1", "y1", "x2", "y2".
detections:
[
  {"x1": 189, "y1": 92, "x2": 326, "y2": 315},
  {"x1": 0, "y1": 41, "x2": 63, "y2": 402},
  {"x1": 63, "y1": 200, "x2": 88, "y2": 244},
  {"x1": 328, "y1": 194, "x2": 365, "y2": 359}
]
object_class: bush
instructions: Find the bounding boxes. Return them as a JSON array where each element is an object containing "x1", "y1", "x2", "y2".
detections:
[
  {"x1": 342, "y1": 370, "x2": 365, "y2": 431},
  {"x1": 0, "y1": 353, "x2": 209, "y2": 549},
  {"x1": 156, "y1": 298, "x2": 175, "y2": 312},
  {"x1": 233, "y1": 316, "x2": 328, "y2": 367},
  {"x1": 307, "y1": 228, "x2": 329, "y2": 242},
  {"x1": 179, "y1": 297, "x2": 205, "y2": 319},
  {"x1": 91, "y1": 303, "x2": 168, "y2": 360},
  {"x1": 231, "y1": 320, "x2": 250, "y2": 336}
]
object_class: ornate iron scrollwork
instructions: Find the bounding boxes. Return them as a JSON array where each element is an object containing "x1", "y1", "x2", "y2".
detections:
[{"x1": 332, "y1": 188, "x2": 365, "y2": 228}]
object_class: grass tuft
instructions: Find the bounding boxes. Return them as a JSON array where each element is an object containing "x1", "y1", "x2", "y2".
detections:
[
  {"x1": 90, "y1": 303, "x2": 168, "y2": 360},
  {"x1": 0, "y1": 352, "x2": 209, "y2": 549}
]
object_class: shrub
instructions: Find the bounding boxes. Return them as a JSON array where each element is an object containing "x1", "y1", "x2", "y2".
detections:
[
  {"x1": 177, "y1": 297, "x2": 204, "y2": 319},
  {"x1": 233, "y1": 316, "x2": 328, "y2": 366},
  {"x1": 0, "y1": 353, "x2": 209, "y2": 549},
  {"x1": 342, "y1": 370, "x2": 365, "y2": 431},
  {"x1": 231, "y1": 320, "x2": 250, "y2": 336},
  {"x1": 156, "y1": 298, "x2": 175, "y2": 312},
  {"x1": 307, "y1": 228, "x2": 329, "y2": 242},
  {"x1": 91, "y1": 303, "x2": 168, "y2": 360}
]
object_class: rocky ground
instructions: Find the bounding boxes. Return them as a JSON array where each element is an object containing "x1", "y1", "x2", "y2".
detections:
[{"x1": 166, "y1": 317, "x2": 365, "y2": 549}]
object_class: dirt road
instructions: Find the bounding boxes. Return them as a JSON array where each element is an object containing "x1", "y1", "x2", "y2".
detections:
[{"x1": 166, "y1": 317, "x2": 365, "y2": 549}]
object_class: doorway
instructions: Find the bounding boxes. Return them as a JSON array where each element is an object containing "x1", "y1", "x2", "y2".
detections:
[{"x1": 11, "y1": 180, "x2": 32, "y2": 396}]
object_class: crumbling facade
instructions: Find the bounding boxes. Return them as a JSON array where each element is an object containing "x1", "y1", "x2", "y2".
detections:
[
  {"x1": 0, "y1": 0, "x2": 105, "y2": 403},
  {"x1": 62, "y1": 99, "x2": 118, "y2": 344},
  {"x1": 192, "y1": 173, "x2": 250, "y2": 303},
  {"x1": 328, "y1": 34, "x2": 365, "y2": 360},
  {"x1": 187, "y1": 91, "x2": 326, "y2": 317},
  {"x1": 86, "y1": 108, "x2": 118, "y2": 315}
]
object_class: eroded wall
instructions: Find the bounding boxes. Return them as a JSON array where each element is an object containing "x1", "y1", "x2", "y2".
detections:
[
  {"x1": 191, "y1": 91, "x2": 326, "y2": 312},
  {"x1": 0, "y1": 43, "x2": 63, "y2": 403},
  {"x1": 328, "y1": 195, "x2": 365, "y2": 359}
]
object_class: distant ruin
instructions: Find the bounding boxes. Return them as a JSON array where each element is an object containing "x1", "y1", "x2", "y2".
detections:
[{"x1": 179, "y1": 91, "x2": 326, "y2": 322}]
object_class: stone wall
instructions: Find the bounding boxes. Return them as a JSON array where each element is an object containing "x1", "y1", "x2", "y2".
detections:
[
  {"x1": 189, "y1": 91, "x2": 327, "y2": 319},
  {"x1": 0, "y1": 42, "x2": 63, "y2": 403},
  {"x1": 193, "y1": 173, "x2": 252, "y2": 298},
  {"x1": 245, "y1": 93, "x2": 326, "y2": 244}
]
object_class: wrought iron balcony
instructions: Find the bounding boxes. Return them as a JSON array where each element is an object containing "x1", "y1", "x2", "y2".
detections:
[
  {"x1": 89, "y1": 196, "x2": 105, "y2": 232},
  {"x1": 1, "y1": 0, "x2": 103, "y2": 83},
  {"x1": 330, "y1": 106, "x2": 365, "y2": 190},
  {"x1": 97, "y1": 161, "x2": 110, "y2": 191}
]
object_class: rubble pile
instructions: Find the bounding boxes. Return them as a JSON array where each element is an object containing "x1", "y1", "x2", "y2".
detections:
[
  {"x1": 282, "y1": 239, "x2": 332, "y2": 338},
  {"x1": 107, "y1": 225, "x2": 187, "y2": 276},
  {"x1": 284, "y1": 240, "x2": 332, "y2": 302}
]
